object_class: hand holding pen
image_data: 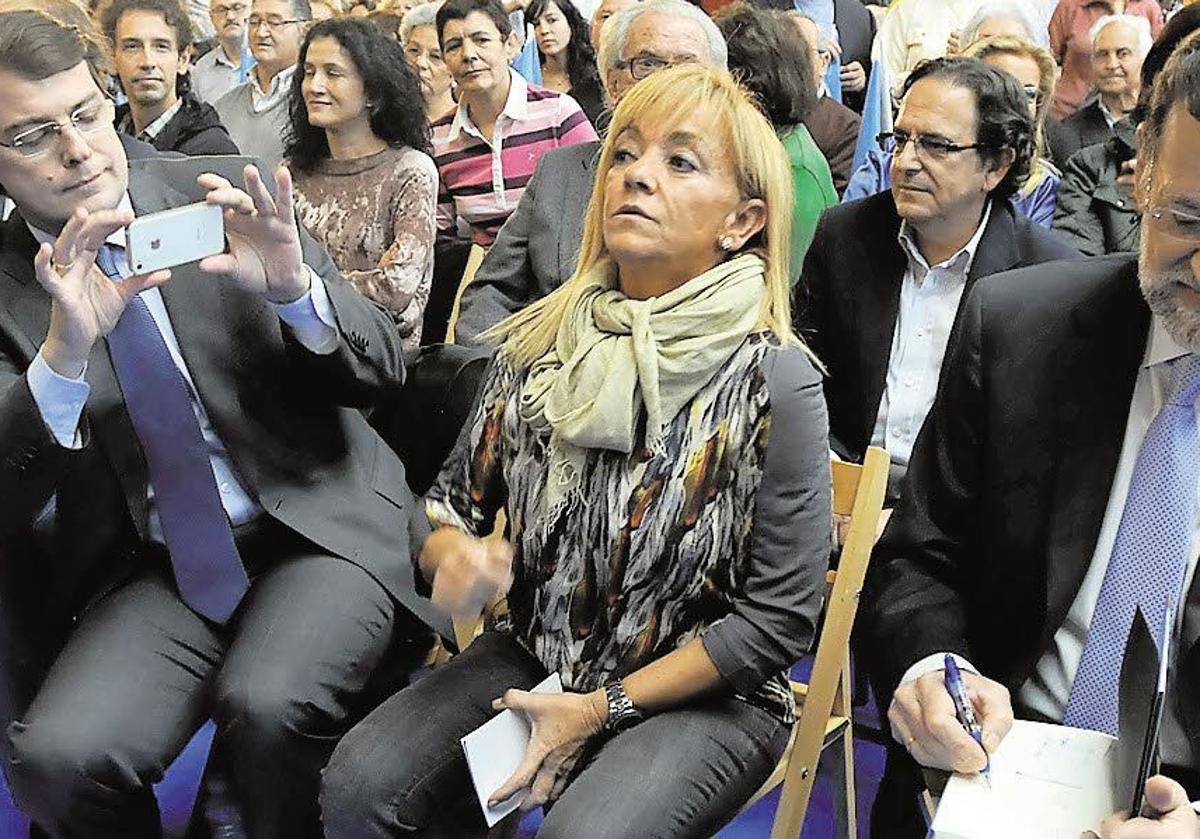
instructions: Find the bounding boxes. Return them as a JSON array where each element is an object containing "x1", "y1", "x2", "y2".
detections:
[
  {"x1": 887, "y1": 655, "x2": 1014, "y2": 775},
  {"x1": 944, "y1": 654, "x2": 992, "y2": 785}
]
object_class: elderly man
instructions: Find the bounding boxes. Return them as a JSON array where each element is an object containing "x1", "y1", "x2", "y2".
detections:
[
  {"x1": 213, "y1": 0, "x2": 309, "y2": 168},
  {"x1": 0, "y1": 2, "x2": 443, "y2": 838},
  {"x1": 588, "y1": 0, "x2": 639, "y2": 51},
  {"x1": 791, "y1": 11, "x2": 861, "y2": 194},
  {"x1": 1047, "y1": 13, "x2": 1153, "y2": 165},
  {"x1": 859, "y1": 31, "x2": 1200, "y2": 839},
  {"x1": 453, "y1": 0, "x2": 725, "y2": 346},
  {"x1": 191, "y1": 0, "x2": 256, "y2": 104},
  {"x1": 795, "y1": 57, "x2": 1078, "y2": 498}
]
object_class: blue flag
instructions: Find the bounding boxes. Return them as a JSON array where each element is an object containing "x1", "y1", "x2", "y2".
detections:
[
  {"x1": 852, "y1": 57, "x2": 890, "y2": 172},
  {"x1": 511, "y1": 23, "x2": 543, "y2": 86}
]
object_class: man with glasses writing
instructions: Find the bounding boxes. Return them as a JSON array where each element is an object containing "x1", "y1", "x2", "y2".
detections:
[
  {"x1": 795, "y1": 56, "x2": 1078, "y2": 501},
  {"x1": 192, "y1": 0, "x2": 256, "y2": 104},
  {"x1": 214, "y1": 0, "x2": 309, "y2": 167},
  {"x1": 859, "y1": 34, "x2": 1200, "y2": 838},
  {"x1": 453, "y1": 0, "x2": 723, "y2": 345}
]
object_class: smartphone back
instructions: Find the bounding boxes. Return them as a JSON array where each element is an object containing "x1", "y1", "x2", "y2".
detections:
[{"x1": 125, "y1": 202, "x2": 225, "y2": 274}]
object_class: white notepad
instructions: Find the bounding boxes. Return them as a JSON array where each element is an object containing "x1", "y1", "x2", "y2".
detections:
[
  {"x1": 931, "y1": 720, "x2": 1118, "y2": 839},
  {"x1": 461, "y1": 672, "x2": 564, "y2": 827}
]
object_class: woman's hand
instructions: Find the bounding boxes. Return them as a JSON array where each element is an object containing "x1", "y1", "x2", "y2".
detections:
[
  {"x1": 197, "y1": 164, "x2": 309, "y2": 304},
  {"x1": 422, "y1": 527, "x2": 514, "y2": 620},
  {"x1": 488, "y1": 689, "x2": 608, "y2": 811}
]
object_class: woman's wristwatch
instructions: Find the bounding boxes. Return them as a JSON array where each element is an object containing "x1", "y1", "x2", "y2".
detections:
[{"x1": 602, "y1": 680, "x2": 644, "y2": 733}]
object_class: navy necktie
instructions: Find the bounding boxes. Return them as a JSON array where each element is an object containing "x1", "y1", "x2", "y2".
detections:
[
  {"x1": 1063, "y1": 355, "x2": 1200, "y2": 734},
  {"x1": 99, "y1": 245, "x2": 249, "y2": 622}
]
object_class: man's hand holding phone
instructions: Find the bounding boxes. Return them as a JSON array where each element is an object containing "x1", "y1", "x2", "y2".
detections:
[
  {"x1": 197, "y1": 163, "x2": 310, "y2": 305},
  {"x1": 35, "y1": 205, "x2": 171, "y2": 378}
]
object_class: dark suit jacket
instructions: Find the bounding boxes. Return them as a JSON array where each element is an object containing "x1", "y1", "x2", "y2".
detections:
[
  {"x1": 835, "y1": 0, "x2": 876, "y2": 113},
  {"x1": 454, "y1": 141, "x2": 599, "y2": 347},
  {"x1": 1046, "y1": 99, "x2": 1114, "y2": 169},
  {"x1": 858, "y1": 254, "x2": 1200, "y2": 733},
  {"x1": 803, "y1": 95, "x2": 861, "y2": 195},
  {"x1": 795, "y1": 191, "x2": 1081, "y2": 463},
  {"x1": 115, "y1": 94, "x2": 240, "y2": 157},
  {"x1": 0, "y1": 142, "x2": 446, "y2": 638}
]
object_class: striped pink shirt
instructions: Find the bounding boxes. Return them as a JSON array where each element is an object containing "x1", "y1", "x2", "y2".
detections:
[{"x1": 432, "y1": 71, "x2": 598, "y2": 247}]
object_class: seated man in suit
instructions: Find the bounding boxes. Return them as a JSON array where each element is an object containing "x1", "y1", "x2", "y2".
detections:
[
  {"x1": 452, "y1": 0, "x2": 726, "y2": 346},
  {"x1": 103, "y1": 0, "x2": 241, "y2": 156},
  {"x1": 796, "y1": 56, "x2": 1079, "y2": 497},
  {"x1": 859, "y1": 32, "x2": 1200, "y2": 839},
  {"x1": 1047, "y1": 14, "x2": 1152, "y2": 166},
  {"x1": 0, "y1": 3, "x2": 443, "y2": 837}
]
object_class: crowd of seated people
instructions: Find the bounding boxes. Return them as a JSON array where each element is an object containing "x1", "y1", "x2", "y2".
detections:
[{"x1": 2, "y1": 0, "x2": 1200, "y2": 838}]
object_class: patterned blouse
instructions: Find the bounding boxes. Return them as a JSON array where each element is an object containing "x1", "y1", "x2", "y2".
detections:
[
  {"x1": 293, "y1": 145, "x2": 437, "y2": 350},
  {"x1": 426, "y1": 332, "x2": 833, "y2": 723}
]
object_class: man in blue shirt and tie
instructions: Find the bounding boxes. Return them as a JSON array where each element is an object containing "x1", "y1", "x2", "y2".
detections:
[
  {"x1": 0, "y1": 3, "x2": 441, "y2": 837},
  {"x1": 858, "y1": 29, "x2": 1200, "y2": 839}
]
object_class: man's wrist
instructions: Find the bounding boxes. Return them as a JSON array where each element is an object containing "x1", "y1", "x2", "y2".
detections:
[
  {"x1": 265, "y1": 267, "x2": 311, "y2": 305},
  {"x1": 41, "y1": 337, "x2": 89, "y2": 380},
  {"x1": 586, "y1": 688, "x2": 609, "y2": 735}
]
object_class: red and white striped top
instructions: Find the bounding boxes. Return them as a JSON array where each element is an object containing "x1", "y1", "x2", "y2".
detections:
[{"x1": 432, "y1": 71, "x2": 598, "y2": 247}]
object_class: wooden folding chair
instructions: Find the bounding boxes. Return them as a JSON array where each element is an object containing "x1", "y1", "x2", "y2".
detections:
[
  {"x1": 741, "y1": 445, "x2": 890, "y2": 839},
  {"x1": 444, "y1": 244, "x2": 487, "y2": 345}
]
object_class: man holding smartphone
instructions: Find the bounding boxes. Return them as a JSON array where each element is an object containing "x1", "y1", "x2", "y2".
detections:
[{"x1": 0, "y1": 3, "x2": 443, "y2": 837}]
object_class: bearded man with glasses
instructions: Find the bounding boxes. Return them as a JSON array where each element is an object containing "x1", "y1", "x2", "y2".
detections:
[{"x1": 794, "y1": 56, "x2": 1079, "y2": 504}]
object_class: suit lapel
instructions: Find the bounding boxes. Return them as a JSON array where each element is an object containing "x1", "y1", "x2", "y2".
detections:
[
  {"x1": 966, "y1": 203, "x2": 1021, "y2": 289},
  {"x1": 856, "y1": 195, "x2": 906, "y2": 446},
  {"x1": 557, "y1": 145, "x2": 598, "y2": 283},
  {"x1": 1040, "y1": 259, "x2": 1147, "y2": 654}
]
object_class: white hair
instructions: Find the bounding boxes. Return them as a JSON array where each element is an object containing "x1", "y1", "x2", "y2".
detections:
[
  {"x1": 961, "y1": 0, "x2": 1047, "y2": 49},
  {"x1": 399, "y1": 1, "x2": 441, "y2": 43},
  {"x1": 1089, "y1": 13, "x2": 1154, "y2": 58},
  {"x1": 597, "y1": 0, "x2": 727, "y2": 77}
]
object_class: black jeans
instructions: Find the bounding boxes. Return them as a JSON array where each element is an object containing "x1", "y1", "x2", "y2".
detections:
[
  {"x1": 321, "y1": 632, "x2": 791, "y2": 839},
  {"x1": 4, "y1": 537, "x2": 417, "y2": 839}
]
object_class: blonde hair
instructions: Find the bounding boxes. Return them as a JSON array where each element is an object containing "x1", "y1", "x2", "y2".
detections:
[
  {"x1": 965, "y1": 34, "x2": 1058, "y2": 171},
  {"x1": 486, "y1": 64, "x2": 803, "y2": 368}
]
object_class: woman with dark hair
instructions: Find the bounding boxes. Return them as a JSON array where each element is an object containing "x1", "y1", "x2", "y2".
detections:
[
  {"x1": 529, "y1": 0, "x2": 605, "y2": 125},
  {"x1": 287, "y1": 17, "x2": 438, "y2": 349},
  {"x1": 716, "y1": 3, "x2": 836, "y2": 284}
]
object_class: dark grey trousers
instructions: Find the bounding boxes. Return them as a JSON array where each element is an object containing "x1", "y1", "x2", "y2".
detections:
[
  {"x1": 320, "y1": 632, "x2": 790, "y2": 839},
  {"x1": 3, "y1": 541, "x2": 414, "y2": 839}
]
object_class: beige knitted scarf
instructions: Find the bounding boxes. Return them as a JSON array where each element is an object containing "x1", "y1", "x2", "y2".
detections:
[{"x1": 517, "y1": 252, "x2": 767, "y2": 511}]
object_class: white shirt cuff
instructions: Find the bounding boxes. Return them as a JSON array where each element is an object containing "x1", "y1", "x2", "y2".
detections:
[
  {"x1": 273, "y1": 265, "x2": 339, "y2": 355},
  {"x1": 899, "y1": 652, "x2": 979, "y2": 687},
  {"x1": 27, "y1": 350, "x2": 89, "y2": 449}
]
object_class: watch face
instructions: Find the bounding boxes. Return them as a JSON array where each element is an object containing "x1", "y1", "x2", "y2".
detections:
[{"x1": 609, "y1": 711, "x2": 640, "y2": 733}]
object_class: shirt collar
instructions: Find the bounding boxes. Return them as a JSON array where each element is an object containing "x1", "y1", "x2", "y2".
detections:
[
  {"x1": 897, "y1": 200, "x2": 994, "y2": 284},
  {"x1": 1098, "y1": 98, "x2": 1121, "y2": 129},
  {"x1": 1145, "y1": 315, "x2": 1193, "y2": 370},
  {"x1": 251, "y1": 63, "x2": 294, "y2": 108},
  {"x1": 214, "y1": 36, "x2": 252, "y2": 69},
  {"x1": 138, "y1": 98, "x2": 184, "y2": 141},
  {"x1": 27, "y1": 192, "x2": 133, "y2": 250},
  {"x1": 447, "y1": 69, "x2": 528, "y2": 143}
]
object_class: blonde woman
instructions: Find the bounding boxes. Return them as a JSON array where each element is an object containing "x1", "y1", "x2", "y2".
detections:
[{"x1": 321, "y1": 64, "x2": 832, "y2": 838}]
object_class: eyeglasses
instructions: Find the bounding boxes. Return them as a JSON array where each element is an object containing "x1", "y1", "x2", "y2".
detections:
[
  {"x1": 247, "y1": 15, "x2": 305, "y2": 29},
  {"x1": 878, "y1": 129, "x2": 994, "y2": 162},
  {"x1": 1022, "y1": 84, "x2": 1041, "y2": 104},
  {"x1": 213, "y1": 2, "x2": 248, "y2": 16},
  {"x1": 617, "y1": 54, "x2": 693, "y2": 81},
  {"x1": 0, "y1": 99, "x2": 113, "y2": 158},
  {"x1": 1148, "y1": 204, "x2": 1200, "y2": 244}
]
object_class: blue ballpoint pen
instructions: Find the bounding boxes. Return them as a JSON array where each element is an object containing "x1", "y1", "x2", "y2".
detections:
[{"x1": 943, "y1": 654, "x2": 992, "y2": 785}]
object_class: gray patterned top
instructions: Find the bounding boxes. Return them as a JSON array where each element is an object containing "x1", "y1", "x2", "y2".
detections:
[{"x1": 427, "y1": 332, "x2": 832, "y2": 722}]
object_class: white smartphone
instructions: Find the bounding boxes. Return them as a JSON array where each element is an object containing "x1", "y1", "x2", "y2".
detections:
[{"x1": 125, "y1": 201, "x2": 225, "y2": 275}]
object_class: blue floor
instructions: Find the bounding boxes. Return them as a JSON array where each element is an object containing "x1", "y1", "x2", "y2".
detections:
[{"x1": 0, "y1": 660, "x2": 887, "y2": 839}]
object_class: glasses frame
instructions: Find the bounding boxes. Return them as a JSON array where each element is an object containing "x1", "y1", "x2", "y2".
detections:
[
  {"x1": 0, "y1": 98, "x2": 114, "y2": 159},
  {"x1": 213, "y1": 2, "x2": 249, "y2": 16},
  {"x1": 618, "y1": 55, "x2": 674, "y2": 81},
  {"x1": 1148, "y1": 204, "x2": 1200, "y2": 244},
  {"x1": 877, "y1": 129, "x2": 995, "y2": 162},
  {"x1": 247, "y1": 15, "x2": 305, "y2": 30}
]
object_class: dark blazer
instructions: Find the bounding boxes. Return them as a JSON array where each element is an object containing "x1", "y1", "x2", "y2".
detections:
[
  {"x1": 795, "y1": 191, "x2": 1080, "y2": 463},
  {"x1": 115, "y1": 94, "x2": 240, "y2": 157},
  {"x1": 803, "y1": 95, "x2": 861, "y2": 195},
  {"x1": 1046, "y1": 99, "x2": 1114, "y2": 168},
  {"x1": 1052, "y1": 122, "x2": 1141, "y2": 257},
  {"x1": 453, "y1": 141, "x2": 599, "y2": 347},
  {"x1": 835, "y1": 0, "x2": 877, "y2": 113},
  {"x1": 856, "y1": 255, "x2": 1200, "y2": 834},
  {"x1": 0, "y1": 142, "x2": 446, "y2": 637}
]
